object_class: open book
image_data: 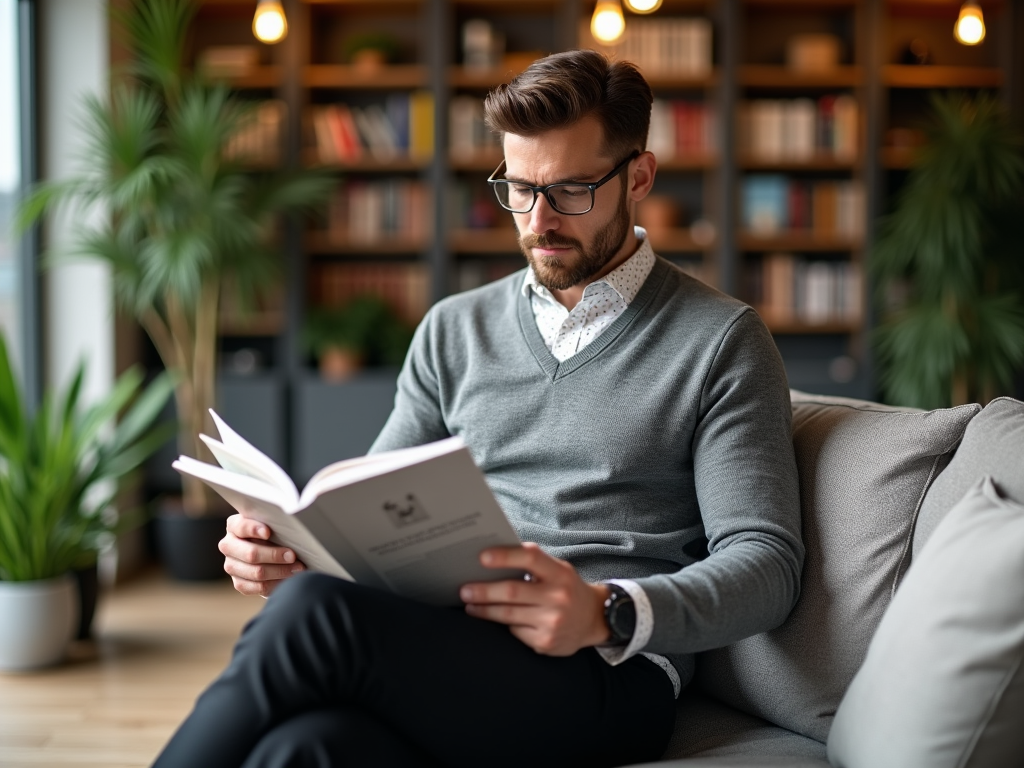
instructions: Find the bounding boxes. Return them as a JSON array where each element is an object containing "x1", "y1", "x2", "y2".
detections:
[{"x1": 173, "y1": 412, "x2": 523, "y2": 606}]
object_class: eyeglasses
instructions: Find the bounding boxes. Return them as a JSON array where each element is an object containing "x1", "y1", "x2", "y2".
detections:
[{"x1": 487, "y1": 151, "x2": 640, "y2": 215}]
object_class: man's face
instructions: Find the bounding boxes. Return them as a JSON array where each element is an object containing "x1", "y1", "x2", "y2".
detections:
[{"x1": 502, "y1": 116, "x2": 633, "y2": 292}]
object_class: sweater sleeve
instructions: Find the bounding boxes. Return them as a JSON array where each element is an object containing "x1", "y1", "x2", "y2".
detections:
[
  {"x1": 633, "y1": 308, "x2": 804, "y2": 654},
  {"x1": 369, "y1": 309, "x2": 451, "y2": 455}
]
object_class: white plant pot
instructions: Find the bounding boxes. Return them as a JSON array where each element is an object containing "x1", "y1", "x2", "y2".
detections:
[{"x1": 0, "y1": 575, "x2": 78, "y2": 672}]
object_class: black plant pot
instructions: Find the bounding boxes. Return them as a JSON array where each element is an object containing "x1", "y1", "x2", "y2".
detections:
[
  {"x1": 73, "y1": 564, "x2": 99, "y2": 640},
  {"x1": 155, "y1": 499, "x2": 230, "y2": 581}
]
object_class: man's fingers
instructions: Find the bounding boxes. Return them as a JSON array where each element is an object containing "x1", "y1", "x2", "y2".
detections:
[
  {"x1": 460, "y1": 577, "x2": 540, "y2": 605},
  {"x1": 226, "y1": 513, "x2": 271, "y2": 541},
  {"x1": 230, "y1": 575, "x2": 286, "y2": 598},
  {"x1": 479, "y1": 542, "x2": 564, "y2": 580},
  {"x1": 219, "y1": 531, "x2": 297, "y2": 566},
  {"x1": 225, "y1": 559, "x2": 305, "y2": 584}
]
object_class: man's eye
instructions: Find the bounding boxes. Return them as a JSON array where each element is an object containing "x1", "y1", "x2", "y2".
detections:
[
  {"x1": 510, "y1": 185, "x2": 532, "y2": 195},
  {"x1": 560, "y1": 187, "x2": 588, "y2": 197}
]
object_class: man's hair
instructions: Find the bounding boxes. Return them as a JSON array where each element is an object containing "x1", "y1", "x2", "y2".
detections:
[{"x1": 483, "y1": 49, "x2": 653, "y2": 161}]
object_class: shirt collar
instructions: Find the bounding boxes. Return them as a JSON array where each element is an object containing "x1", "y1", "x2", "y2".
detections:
[{"x1": 521, "y1": 226, "x2": 655, "y2": 304}]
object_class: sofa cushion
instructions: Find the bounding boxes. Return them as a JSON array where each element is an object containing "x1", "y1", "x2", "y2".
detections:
[
  {"x1": 695, "y1": 392, "x2": 980, "y2": 742},
  {"x1": 913, "y1": 396, "x2": 1024, "y2": 557},
  {"x1": 827, "y1": 476, "x2": 1024, "y2": 768},
  {"x1": 620, "y1": 689, "x2": 829, "y2": 768}
]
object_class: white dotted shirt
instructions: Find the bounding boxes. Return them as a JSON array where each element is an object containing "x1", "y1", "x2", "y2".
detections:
[
  {"x1": 523, "y1": 228, "x2": 657, "y2": 363},
  {"x1": 522, "y1": 227, "x2": 681, "y2": 697}
]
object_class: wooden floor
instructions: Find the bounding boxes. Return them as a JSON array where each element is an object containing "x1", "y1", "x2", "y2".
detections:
[{"x1": 0, "y1": 571, "x2": 262, "y2": 768}]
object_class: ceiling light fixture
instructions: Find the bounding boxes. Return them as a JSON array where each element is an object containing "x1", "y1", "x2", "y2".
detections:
[
  {"x1": 591, "y1": 0, "x2": 626, "y2": 44},
  {"x1": 954, "y1": 1, "x2": 986, "y2": 46},
  {"x1": 253, "y1": 0, "x2": 288, "y2": 45}
]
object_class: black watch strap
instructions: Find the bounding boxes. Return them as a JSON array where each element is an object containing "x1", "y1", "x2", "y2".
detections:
[{"x1": 603, "y1": 583, "x2": 637, "y2": 646}]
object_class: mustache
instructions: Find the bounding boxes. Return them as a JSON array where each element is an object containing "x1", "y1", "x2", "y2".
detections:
[{"x1": 519, "y1": 233, "x2": 581, "y2": 250}]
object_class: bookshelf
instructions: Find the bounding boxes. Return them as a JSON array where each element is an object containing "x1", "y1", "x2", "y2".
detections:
[{"x1": 159, "y1": 0, "x2": 1021, "y2": 480}]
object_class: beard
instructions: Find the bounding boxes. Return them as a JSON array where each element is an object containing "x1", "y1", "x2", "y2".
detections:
[{"x1": 518, "y1": 184, "x2": 632, "y2": 292}]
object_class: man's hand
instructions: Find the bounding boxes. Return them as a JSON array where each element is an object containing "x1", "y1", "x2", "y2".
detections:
[
  {"x1": 219, "y1": 514, "x2": 306, "y2": 597},
  {"x1": 460, "y1": 542, "x2": 611, "y2": 656}
]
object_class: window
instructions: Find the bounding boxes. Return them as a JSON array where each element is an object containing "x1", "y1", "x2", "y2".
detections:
[{"x1": 0, "y1": 0, "x2": 37, "y2": 394}]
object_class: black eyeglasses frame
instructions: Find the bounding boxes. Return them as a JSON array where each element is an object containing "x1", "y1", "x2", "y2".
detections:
[{"x1": 486, "y1": 150, "x2": 641, "y2": 215}]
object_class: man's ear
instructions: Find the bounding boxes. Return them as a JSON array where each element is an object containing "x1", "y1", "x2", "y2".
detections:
[{"x1": 628, "y1": 151, "x2": 657, "y2": 202}]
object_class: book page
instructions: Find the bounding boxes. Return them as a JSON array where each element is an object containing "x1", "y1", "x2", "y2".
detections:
[
  {"x1": 296, "y1": 446, "x2": 523, "y2": 606},
  {"x1": 172, "y1": 457, "x2": 352, "y2": 580},
  {"x1": 208, "y1": 410, "x2": 299, "y2": 501},
  {"x1": 299, "y1": 436, "x2": 468, "y2": 508}
]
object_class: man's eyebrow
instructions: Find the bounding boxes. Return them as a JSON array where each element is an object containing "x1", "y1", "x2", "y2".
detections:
[{"x1": 503, "y1": 169, "x2": 600, "y2": 185}]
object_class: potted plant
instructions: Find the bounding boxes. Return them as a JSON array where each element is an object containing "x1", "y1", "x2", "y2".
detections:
[
  {"x1": 0, "y1": 334, "x2": 174, "y2": 670},
  {"x1": 17, "y1": 0, "x2": 333, "y2": 567},
  {"x1": 302, "y1": 294, "x2": 413, "y2": 381},
  {"x1": 340, "y1": 31, "x2": 403, "y2": 72},
  {"x1": 872, "y1": 92, "x2": 1024, "y2": 409}
]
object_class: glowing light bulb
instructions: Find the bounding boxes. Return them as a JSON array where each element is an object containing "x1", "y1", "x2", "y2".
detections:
[
  {"x1": 591, "y1": 0, "x2": 626, "y2": 44},
  {"x1": 954, "y1": 1, "x2": 985, "y2": 46},
  {"x1": 253, "y1": 0, "x2": 288, "y2": 44},
  {"x1": 625, "y1": 0, "x2": 663, "y2": 13}
]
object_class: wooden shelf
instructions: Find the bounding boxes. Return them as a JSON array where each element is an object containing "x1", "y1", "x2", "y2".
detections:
[
  {"x1": 450, "y1": 150, "x2": 504, "y2": 172},
  {"x1": 738, "y1": 232, "x2": 863, "y2": 251},
  {"x1": 739, "y1": 66, "x2": 863, "y2": 88},
  {"x1": 303, "y1": 151, "x2": 432, "y2": 172},
  {"x1": 738, "y1": 155, "x2": 859, "y2": 171},
  {"x1": 643, "y1": 71, "x2": 720, "y2": 90},
  {"x1": 882, "y1": 65, "x2": 1004, "y2": 88},
  {"x1": 646, "y1": 228, "x2": 716, "y2": 253},
  {"x1": 303, "y1": 65, "x2": 428, "y2": 89},
  {"x1": 449, "y1": 66, "x2": 532, "y2": 89},
  {"x1": 306, "y1": 233, "x2": 427, "y2": 255},
  {"x1": 450, "y1": 229, "x2": 521, "y2": 254},
  {"x1": 658, "y1": 155, "x2": 718, "y2": 171},
  {"x1": 744, "y1": 0, "x2": 860, "y2": 6},
  {"x1": 764, "y1": 320, "x2": 861, "y2": 335}
]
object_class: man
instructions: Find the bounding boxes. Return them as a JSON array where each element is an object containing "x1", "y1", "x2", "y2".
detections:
[{"x1": 154, "y1": 50, "x2": 803, "y2": 768}]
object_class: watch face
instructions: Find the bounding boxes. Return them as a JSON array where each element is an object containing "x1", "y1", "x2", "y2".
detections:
[{"x1": 606, "y1": 588, "x2": 637, "y2": 644}]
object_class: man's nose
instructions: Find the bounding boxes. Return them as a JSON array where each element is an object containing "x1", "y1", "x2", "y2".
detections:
[{"x1": 528, "y1": 192, "x2": 561, "y2": 234}]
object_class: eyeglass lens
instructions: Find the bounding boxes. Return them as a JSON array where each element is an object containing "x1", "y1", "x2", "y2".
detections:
[{"x1": 494, "y1": 183, "x2": 594, "y2": 214}]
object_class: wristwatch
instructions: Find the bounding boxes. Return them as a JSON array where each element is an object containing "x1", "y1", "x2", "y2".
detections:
[{"x1": 602, "y1": 583, "x2": 637, "y2": 647}]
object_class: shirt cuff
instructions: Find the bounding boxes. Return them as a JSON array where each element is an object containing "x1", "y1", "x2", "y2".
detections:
[{"x1": 593, "y1": 579, "x2": 654, "y2": 666}]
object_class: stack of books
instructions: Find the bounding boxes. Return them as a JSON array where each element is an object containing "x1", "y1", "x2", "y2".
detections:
[
  {"x1": 742, "y1": 176, "x2": 864, "y2": 238},
  {"x1": 327, "y1": 180, "x2": 432, "y2": 244},
  {"x1": 738, "y1": 96, "x2": 858, "y2": 161},
  {"x1": 311, "y1": 93, "x2": 435, "y2": 164},
  {"x1": 648, "y1": 100, "x2": 717, "y2": 160}
]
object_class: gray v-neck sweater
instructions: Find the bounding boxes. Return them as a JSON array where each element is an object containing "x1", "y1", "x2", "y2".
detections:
[{"x1": 371, "y1": 256, "x2": 804, "y2": 686}]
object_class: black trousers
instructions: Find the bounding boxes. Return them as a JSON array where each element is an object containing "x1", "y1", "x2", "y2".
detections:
[{"x1": 153, "y1": 572, "x2": 676, "y2": 768}]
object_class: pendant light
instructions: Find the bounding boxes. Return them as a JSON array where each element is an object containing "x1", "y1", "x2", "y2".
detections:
[
  {"x1": 954, "y1": 1, "x2": 986, "y2": 46},
  {"x1": 624, "y1": 0, "x2": 663, "y2": 13},
  {"x1": 253, "y1": 0, "x2": 288, "y2": 44},
  {"x1": 591, "y1": 0, "x2": 626, "y2": 44}
]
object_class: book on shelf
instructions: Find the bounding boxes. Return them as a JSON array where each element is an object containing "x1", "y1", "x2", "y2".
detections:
[
  {"x1": 457, "y1": 260, "x2": 523, "y2": 294},
  {"x1": 581, "y1": 17, "x2": 712, "y2": 78},
  {"x1": 738, "y1": 95, "x2": 858, "y2": 161},
  {"x1": 310, "y1": 92, "x2": 435, "y2": 165},
  {"x1": 328, "y1": 179, "x2": 432, "y2": 244},
  {"x1": 648, "y1": 99, "x2": 717, "y2": 160},
  {"x1": 742, "y1": 175, "x2": 864, "y2": 237},
  {"x1": 315, "y1": 262, "x2": 431, "y2": 326},
  {"x1": 173, "y1": 413, "x2": 523, "y2": 607},
  {"x1": 754, "y1": 253, "x2": 862, "y2": 327},
  {"x1": 224, "y1": 100, "x2": 285, "y2": 166},
  {"x1": 449, "y1": 96, "x2": 502, "y2": 159}
]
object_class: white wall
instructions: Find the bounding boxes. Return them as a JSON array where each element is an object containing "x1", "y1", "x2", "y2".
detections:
[{"x1": 39, "y1": 0, "x2": 113, "y2": 399}]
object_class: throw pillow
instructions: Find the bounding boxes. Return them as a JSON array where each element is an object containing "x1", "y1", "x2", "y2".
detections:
[
  {"x1": 827, "y1": 476, "x2": 1024, "y2": 768},
  {"x1": 695, "y1": 391, "x2": 980, "y2": 742},
  {"x1": 913, "y1": 396, "x2": 1024, "y2": 558}
]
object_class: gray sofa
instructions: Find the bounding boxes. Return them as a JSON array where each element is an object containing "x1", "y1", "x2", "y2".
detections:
[{"x1": 625, "y1": 390, "x2": 1024, "y2": 768}]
